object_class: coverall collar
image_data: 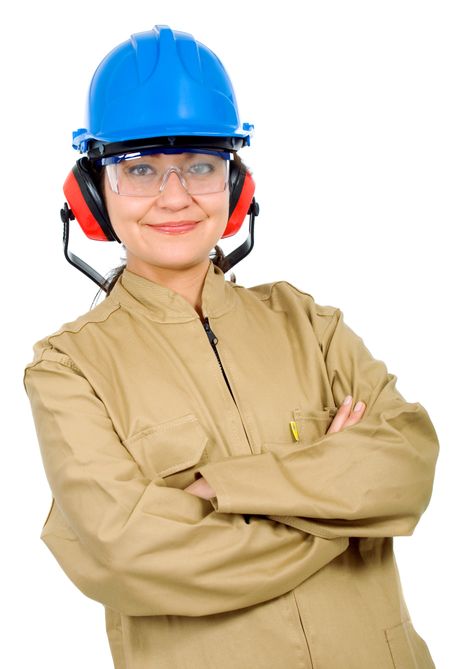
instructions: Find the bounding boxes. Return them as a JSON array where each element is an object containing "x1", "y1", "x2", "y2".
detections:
[{"x1": 113, "y1": 261, "x2": 236, "y2": 323}]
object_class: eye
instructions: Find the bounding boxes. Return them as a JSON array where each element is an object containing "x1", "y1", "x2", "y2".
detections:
[
  {"x1": 125, "y1": 163, "x2": 156, "y2": 177},
  {"x1": 187, "y1": 161, "x2": 216, "y2": 176}
]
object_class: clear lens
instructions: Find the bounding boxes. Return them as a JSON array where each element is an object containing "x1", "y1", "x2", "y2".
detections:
[{"x1": 104, "y1": 151, "x2": 229, "y2": 197}]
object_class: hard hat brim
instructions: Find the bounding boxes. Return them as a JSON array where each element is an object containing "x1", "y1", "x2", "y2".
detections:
[{"x1": 85, "y1": 135, "x2": 248, "y2": 160}]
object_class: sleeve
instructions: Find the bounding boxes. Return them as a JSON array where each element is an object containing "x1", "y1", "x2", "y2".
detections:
[
  {"x1": 24, "y1": 348, "x2": 348, "y2": 618},
  {"x1": 198, "y1": 310, "x2": 439, "y2": 539}
]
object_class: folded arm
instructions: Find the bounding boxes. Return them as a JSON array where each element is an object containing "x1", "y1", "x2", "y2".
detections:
[
  {"x1": 196, "y1": 311, "x2": 439, "y2": 539},
  {"x1": 24, "y1": 349, "x2": 348, "y2": 617}
]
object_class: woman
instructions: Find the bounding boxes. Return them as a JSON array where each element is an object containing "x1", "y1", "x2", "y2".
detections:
[{"x1": 25, "y1": 25, "x2": 438, "y2": 669}]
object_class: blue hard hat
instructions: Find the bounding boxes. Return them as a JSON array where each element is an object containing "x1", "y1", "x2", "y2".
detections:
[{"x1": 73, "y1": 25, "x2": 254, "y2": 157}]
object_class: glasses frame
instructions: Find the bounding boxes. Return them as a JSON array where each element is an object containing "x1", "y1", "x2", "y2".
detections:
[{"x1": 101, "y1": 148, "x2": 231, "y2": 198}]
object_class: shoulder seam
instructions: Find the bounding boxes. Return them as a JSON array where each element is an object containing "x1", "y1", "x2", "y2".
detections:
[
  {"x1": 243, "y1": 280, "x2": 316, "y2": 303},
  {"x1": 246, "y1": 281, "x2": 338, "y2": 317},
  {"x1": 48, "y1": 302, "x2": 122, "y2": 344},
  {"x1": 24, "y1": 347, "x2": 83, "y2": 374}
]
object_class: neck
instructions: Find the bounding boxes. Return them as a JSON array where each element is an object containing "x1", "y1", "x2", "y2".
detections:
[{"x1": 125, "y1": 259, "x2": 210, "y2": 318}]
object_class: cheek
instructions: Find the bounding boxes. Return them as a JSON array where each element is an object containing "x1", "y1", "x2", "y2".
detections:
[
  {"x1": 209, "y1": 194, "x2": 230, "y2": 235},
  {"x1": 104, "y1": 191, "x2": 146, "y2": 236}
]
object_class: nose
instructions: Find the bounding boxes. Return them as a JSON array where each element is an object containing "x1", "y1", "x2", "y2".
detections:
[{"x1": 156, "y1": 169, "x2": 192, "y2": 208}]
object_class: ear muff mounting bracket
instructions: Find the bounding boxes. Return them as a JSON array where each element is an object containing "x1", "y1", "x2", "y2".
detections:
[
  {"x1": 60, "y1": 198, "x2": 259, "y2": 292},
  {"x1": 61, "y1": 203, "x2": 111, "y2": 291}
]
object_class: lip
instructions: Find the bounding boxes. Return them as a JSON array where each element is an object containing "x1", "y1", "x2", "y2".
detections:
[{"x1": 145, "y1": 220, "x2": 200, "y2": 234}]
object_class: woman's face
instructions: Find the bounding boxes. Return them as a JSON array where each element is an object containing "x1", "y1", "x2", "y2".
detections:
[{"x1": 103, "y1": 151, "x2": 230, "y2": 277}]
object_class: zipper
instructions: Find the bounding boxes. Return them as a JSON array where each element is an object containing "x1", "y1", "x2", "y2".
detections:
[
  {"x1": 202, "y1": 317, "x2": 252, "y2": 525},
  {"x1": 202, "y1": 318, "x2": 236, "y2": 401}
]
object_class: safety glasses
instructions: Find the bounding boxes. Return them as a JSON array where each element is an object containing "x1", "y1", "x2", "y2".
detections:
[{"x1": 101, "y1": 148, "x2": 230, "y2": 197}]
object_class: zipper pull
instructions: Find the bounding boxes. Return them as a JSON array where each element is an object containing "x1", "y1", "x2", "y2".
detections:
[{"x1": 203, "y1": 317, "x2": 218, "y2": 346}]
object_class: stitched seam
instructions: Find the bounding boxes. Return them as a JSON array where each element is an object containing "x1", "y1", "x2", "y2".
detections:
[
  {"x1": 48, "y1": 302, "x2": 122, "y2": 341},
  {"x1": 320, "y1": 308, "x2": 341, "y2": 356},
  {"x1": 124, "y1": 414, "x2": 198, "y2": 446},
  {"x1": 291, "y1": 590, "x2": 315, "y2": 669},
  {"x1": 24, "y1": 349, "x2": 82, "y2": 375},
  {"x1": 42, "y1": 350, "x2": 81, "y2": 371}
]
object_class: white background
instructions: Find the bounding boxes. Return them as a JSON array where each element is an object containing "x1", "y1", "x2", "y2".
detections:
[{"x1": 2, "y1": 1, "x2": 448, "y2": 666}]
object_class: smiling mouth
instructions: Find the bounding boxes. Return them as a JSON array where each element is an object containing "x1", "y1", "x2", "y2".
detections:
[{"x1": 146, "y1": 221, "x2": 200, "y2": 234}]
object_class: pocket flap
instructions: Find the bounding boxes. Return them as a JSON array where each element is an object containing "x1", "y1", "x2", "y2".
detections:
[
  {"x1": 385, "y1": 620, "x2": 435, "y2": 668},
  {"x1": 124, "y1": 414, "x2": 209, "y2": 479},
  {"x1": 293, "y1": 407, "x2": 337, "y2": 445}
]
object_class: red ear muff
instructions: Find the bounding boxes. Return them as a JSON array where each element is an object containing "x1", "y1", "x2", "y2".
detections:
[
  {"x1": 63, "y1": 157, "x2": 119, "y2": 242},
  {"x1": 223, "y1": 158, "x2": 256, "y2": 238}
]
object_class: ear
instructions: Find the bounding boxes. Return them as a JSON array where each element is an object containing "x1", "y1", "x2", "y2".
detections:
[
  {"x1": 222, "y1": 158, "x2": 256, "y2": 238},
  {"x1": 62, "y1": 157, "x2": 120, "y2": 242}
]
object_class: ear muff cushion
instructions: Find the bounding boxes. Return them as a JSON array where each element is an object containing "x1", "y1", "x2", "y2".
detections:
[
  {"x1": 63, "y1": 158, "x2": 118, "y2": 241},
  {"x1": 222, "y1": 160, "x2": 255, "y2": 238}
]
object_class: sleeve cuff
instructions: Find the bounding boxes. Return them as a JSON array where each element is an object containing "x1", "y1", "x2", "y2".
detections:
[{"x1": 197, "y1": 461, "x2": 235, "y2": 513}]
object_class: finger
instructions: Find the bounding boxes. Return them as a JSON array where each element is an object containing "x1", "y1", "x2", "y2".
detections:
[
  {"x1": 342, "y1": 401, "x2": 366, "y2": 428},
  {"x1": 327, "y1": 395, "x2": 353, "y2": 434},
  {"x1": 184, "y1": 477, "x2": 216, "y2": 500},
  {"x1": 184, "y1": 477, "x2": 203, "y2": 493}
]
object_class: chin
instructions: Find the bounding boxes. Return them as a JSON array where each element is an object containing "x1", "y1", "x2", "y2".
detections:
[
  {"x1": 166, "y1": 256, "x2": 211, "y2": 271},
  {"x1": 136, "y1": 253, "x2": 212, "y2": 273}
]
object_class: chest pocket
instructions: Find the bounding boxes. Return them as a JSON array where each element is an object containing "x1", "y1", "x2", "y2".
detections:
[
  {"x1": 123, "y1": 414, "x2": 210, "y2": 489},
  {"x1": 293, "y1": 406, "x2": 337, "y2": 446},
  {"x1": 384, "y1": 620, "x2": 435, "y2": 668}
]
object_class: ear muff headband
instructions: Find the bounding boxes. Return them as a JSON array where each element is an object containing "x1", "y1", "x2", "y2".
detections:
[
  {"x1": 63, "y1": 158, "x2": 118, "y2": 241},
  {"x1": 63, "y1": 155, "x2": 255, "y2": 242}
]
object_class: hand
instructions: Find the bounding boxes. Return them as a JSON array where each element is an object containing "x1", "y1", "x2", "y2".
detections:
[
  {"x1": 185, "y1": 395, "x2": 365, "y2": 499},
  {"x1": 327, "y1": 395, "x2": 366, "y2": 434},
  {"x1": 184, "y1": 476, "x2": 216, "y2": 500}
]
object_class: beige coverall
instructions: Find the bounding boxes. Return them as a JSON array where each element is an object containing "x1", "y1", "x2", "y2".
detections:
[{"x1": 24, "y1": 262, "x2": 439, "y2": 668}]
